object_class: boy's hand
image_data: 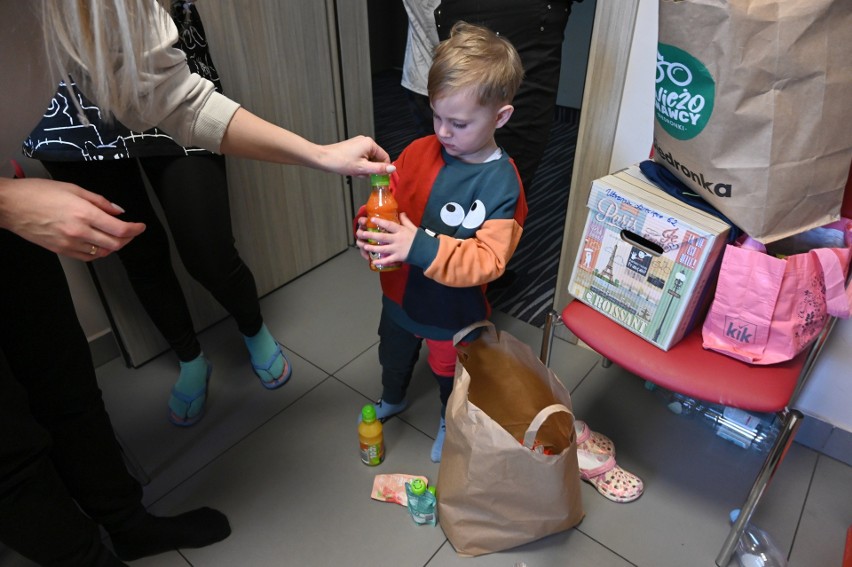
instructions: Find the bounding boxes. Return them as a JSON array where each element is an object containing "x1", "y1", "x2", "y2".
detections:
[
  {"x1": 354, "y1": 216, "x2": 372, "y2": 262},
  {"x1": 356, "y1": 212, "x2": 417, "y2": 267}
]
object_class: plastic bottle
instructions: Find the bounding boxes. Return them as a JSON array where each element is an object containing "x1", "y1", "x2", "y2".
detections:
[
  {"x1": 405, "y1": 478, "x2": 437, "y2": 526},
  {"x1": 644, "y1": 382, "x2": 779, "y2": 452},
  {"x1": 365, "y1": 173, "x2": 401, "y2": 272},
  {"x1": 359, "y1": 404, "x2": 384, "y2": 466},
  {"x1": 729, "y1": 509, "x2": 788, "y2": 567}
]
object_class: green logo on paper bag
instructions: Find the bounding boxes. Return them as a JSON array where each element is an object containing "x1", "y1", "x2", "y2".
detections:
[{"x1": 655, "y1": 44, "x2": 714, "y2": 140}]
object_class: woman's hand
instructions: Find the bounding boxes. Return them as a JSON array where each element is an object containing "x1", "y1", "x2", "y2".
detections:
[
  {"x1": 0, "y1": 178, "x2": 146, "y2": 261},
  {"x1": 318, "y1": 136, "x2": 395, "y2": 177}
]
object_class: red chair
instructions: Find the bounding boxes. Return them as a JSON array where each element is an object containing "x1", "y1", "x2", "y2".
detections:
[
  {"x1": 843, "y1": 525, "x2": 852, "y2": 567},
  {"x1": 541, "y1": 166, "x2": 852, "y2": 567}
]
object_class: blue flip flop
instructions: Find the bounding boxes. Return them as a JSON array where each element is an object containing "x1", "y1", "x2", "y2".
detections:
[
  {"x1": 251, "y1": 343, "x2": 292, "y2": 390},
  {"x1": 168, "y1": 363, "x2": 212, "y2": 427}
]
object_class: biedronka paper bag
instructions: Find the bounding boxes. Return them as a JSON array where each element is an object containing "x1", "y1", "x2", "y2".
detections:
[{"x1": 653, "y1": 0, "x2": 852, "y2": 244}]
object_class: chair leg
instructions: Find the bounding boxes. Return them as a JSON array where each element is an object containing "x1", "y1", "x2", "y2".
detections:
[
  {"x1": 540, "y1": 308, "x2": 561, "y2": 366},
  {"x1": 715, "y1": 409, "x2": 803, "y2": 566},
  {"x1": 539, "y1": 308, "x2": 614, "y2": 369}
]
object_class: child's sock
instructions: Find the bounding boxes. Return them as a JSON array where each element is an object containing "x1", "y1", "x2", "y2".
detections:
[
  {"x1": 431, "y1": 416, "x2": 446, "y2": 463},
  {"x1": 168, "y1": 355, "x2": 210, "y2": 420},
  {"x1": 243, "y1": 324, "x2": 285, "y2": 379},
  {"x1": 109, "y1": 508, "x2": 231, "y2": 561},
  {"x1": 357, "y1": 398, "x2": 409, "y2": 423}
]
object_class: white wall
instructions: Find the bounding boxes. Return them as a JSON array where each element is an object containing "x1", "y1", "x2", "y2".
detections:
[
  {"x1": 609, "y1": 0, "x2": 656, "y2": 173},
  {"x1": 797, "y1": 318, "x2": 852, "y2": 431}
]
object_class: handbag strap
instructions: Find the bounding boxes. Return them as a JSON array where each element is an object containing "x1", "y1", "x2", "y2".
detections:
[
  {"x1": 811, "y1": 248, "x2": 852, "y2": 318},
  {"x1": 452, "y1": 320, "x2": 495, "y2": 346},
  {"x1": 522, "y1": 404, "x2": 573, "y2": 449}
]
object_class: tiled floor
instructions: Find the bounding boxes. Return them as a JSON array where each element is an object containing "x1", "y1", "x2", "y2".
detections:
[{"x1": 3, "y1": 248, "x2": 850, "y2": 566}]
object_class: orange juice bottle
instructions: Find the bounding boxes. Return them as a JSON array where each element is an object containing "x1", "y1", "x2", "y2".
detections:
[
  {"x1": 365, "y1": 173, "x2": 401, "y2": 272},
  {"x1": 359, "y1": 405, "x2": 385, "y2": 466}
]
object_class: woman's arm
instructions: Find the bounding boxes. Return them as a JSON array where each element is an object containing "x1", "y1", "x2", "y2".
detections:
[
  {"x1": 220, "y1": 109, "x2": 391, "y2": 176},
  {"x1": 106, "y1": 7, "x2": 391, "y2": 175}
]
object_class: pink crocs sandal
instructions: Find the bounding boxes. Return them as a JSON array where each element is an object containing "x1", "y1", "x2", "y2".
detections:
[
  {"x1": 577, "y1": 449, "x2": 644, "y2": 503},
  {"x1": 575, "y1": 420, "x2": 616, "y2": 456}
]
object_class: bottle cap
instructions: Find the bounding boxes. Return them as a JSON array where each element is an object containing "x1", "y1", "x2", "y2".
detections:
[
  {"x1": 370, "y1": 173, "x2": 390, "y2": 186},
  {"x1": 409, "y1": 478, "x2": 427, "y2": 495},
  {"x1": 361, "y1": 404, "x2": 377, "y2": 423},
  {"x1": 427, "y1": 485, "x2": 437, "y2": 496}
]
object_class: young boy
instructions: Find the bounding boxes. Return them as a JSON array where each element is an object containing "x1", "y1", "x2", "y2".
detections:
[{"x1": 355, "y1": 21, "x2": 527, "y2": 462}]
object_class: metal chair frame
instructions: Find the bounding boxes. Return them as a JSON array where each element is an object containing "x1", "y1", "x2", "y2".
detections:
[{"x1": 540, "y1": 304, "x2": 839, "y2": 566}]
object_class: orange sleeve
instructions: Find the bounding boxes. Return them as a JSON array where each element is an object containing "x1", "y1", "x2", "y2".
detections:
[{"x1": 423, "y1": 218, "x2": 523, "y2": 287}]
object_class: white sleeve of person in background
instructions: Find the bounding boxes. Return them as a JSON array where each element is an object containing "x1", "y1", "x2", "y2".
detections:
[{"x1": 401, "y1": 0, "x2": 442, "y2": 96}]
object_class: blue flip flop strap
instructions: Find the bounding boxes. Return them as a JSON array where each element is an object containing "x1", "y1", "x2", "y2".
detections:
[{"x1": 251, "y1": 343, "x2": 284, "y2": 373}]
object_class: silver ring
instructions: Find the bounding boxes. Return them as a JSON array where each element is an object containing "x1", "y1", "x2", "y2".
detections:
[{"x1": 89, "y1": 244, "x2": 98, "y2": 256}]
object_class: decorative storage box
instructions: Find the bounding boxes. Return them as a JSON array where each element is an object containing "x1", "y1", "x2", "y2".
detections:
[{"x1": 568, "y1": 166, "x2": 731, "y2": 350}]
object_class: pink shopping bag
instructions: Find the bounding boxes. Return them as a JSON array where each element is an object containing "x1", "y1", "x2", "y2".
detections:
[{"x1": 702, "y1": 220, "x2": 852, "y2": 364}]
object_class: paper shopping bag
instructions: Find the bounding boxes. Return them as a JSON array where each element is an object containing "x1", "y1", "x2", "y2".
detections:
[
  {"x1": 437, "y1": 322, "x2": 584, "y2": 556},
  {"x1": 654, "y1": 0, "x2": 852, "y2": 243},
  {"x1": 702, "y1": 220, "x2": 852, "y2": 364}
]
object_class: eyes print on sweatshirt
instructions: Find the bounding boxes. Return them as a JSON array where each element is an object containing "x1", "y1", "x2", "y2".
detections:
[{"x1": 439, "y1": 200, "x2": 486, "y2": 230}]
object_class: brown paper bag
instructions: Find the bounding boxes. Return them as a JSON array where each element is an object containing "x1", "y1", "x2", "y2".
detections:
[
  {"x1": 437, "y1": 322, "x2": 584, "y2": 556},
  {"x1": 654, "y1": 0, "x2": 852, "y2": 243}
]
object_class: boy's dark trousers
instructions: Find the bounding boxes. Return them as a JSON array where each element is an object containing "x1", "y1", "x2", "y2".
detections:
[{"x1": 378, "y1": 310, "x2": 453, "y2": 415}]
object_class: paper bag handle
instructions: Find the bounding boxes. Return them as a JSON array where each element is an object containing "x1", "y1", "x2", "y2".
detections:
[
  {"x1": 522, "y1": 404, "x2": 574, "y2": 449},
  {"x1": 452, "y1": 320, "x2": 495, "y2": 346}
]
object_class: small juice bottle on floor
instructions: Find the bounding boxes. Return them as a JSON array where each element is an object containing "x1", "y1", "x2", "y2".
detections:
[{"x1": 359, "y1": 404, "x2": 384, "y2": 466}]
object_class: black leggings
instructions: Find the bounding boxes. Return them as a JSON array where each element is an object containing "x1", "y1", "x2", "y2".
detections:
[
  {"x1": 43, "y1": 155, "x2": 262, "y2": 361},
  {"x1": 0, "y1": 230, "x2": 145, "y2": 565}
]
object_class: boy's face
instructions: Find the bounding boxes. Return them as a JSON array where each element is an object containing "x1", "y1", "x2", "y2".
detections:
[{"x1": 431, "y1": 89, "x2": 512, "y2": 164}]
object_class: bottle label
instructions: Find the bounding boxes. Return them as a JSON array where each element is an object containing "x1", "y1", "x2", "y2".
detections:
[
  {"x1": 722, "y1": 406, "x2": 760, "y2": 433},
  {"x1": 360, "y1": 440, "x2": 384, "y2": 466}
]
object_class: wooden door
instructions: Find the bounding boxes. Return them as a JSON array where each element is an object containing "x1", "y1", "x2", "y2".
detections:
[{"x1": 93, "y1": 0, "x2": 371, "y2": 366}]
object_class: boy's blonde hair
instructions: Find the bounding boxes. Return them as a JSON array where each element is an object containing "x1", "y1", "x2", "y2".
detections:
[{"x1": 428, "y1": 21, "x2": 524, "y2": 107}]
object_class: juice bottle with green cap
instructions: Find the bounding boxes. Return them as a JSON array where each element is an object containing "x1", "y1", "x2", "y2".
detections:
[
  {"x1": 359, "y1": 404, "x2": 384, "y2": 466},
  {"x1": 365, "y1": 173, "x2": 401, "y2": 272},
  {"x1": 405, "y1": 478, "x2": 437, "y2": 525}
]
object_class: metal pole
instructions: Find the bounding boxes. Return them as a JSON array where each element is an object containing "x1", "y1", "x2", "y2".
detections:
[
  {"x1": 715, "y1": 409, "x2": 803, "y2": 566},
  {"x1": 540, "y1": 309, "x2": 560, "y2": 366}
]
